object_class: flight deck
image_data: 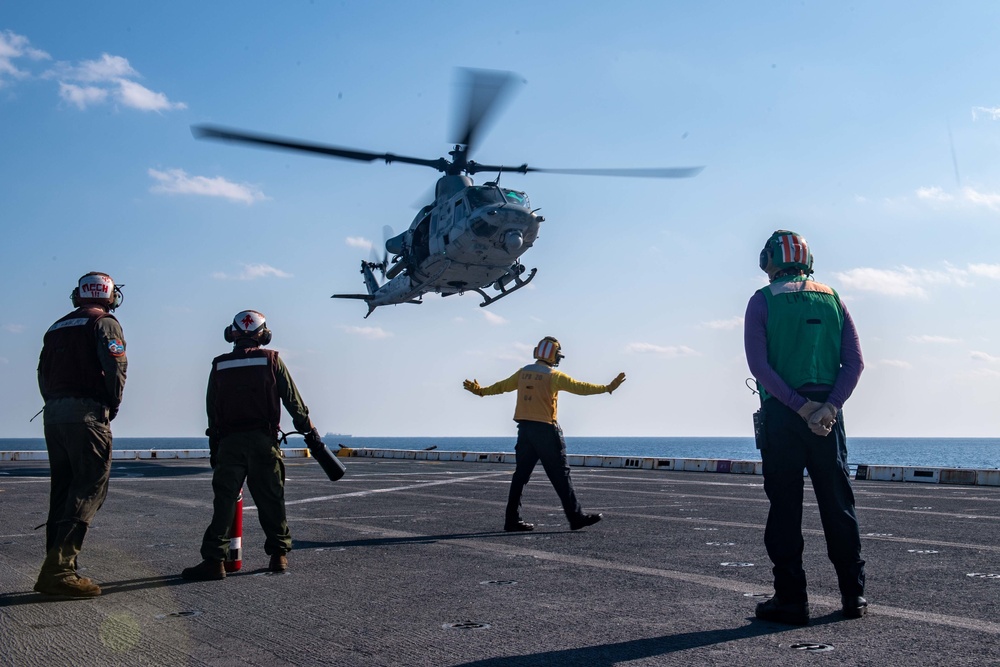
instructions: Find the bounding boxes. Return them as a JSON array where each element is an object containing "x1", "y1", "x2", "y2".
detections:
[{"x1": 1, "y1": 456, "x2": 998, "y2": 666}]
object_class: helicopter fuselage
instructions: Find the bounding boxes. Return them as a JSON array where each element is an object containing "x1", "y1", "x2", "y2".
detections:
[{"x1": 352, "y1": 179, "x2": 542, "y2": 313}]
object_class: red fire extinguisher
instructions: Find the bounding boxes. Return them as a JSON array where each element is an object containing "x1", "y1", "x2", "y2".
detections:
[{"x1": 224, "y1": 490, "x2": 243, "y2": 572}]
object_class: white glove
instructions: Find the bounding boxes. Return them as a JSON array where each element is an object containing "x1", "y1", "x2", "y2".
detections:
[
  {"x1": 796, "y1": 400, "x2": 824, "y2": 423},
  {"x1": 808, "y1": 402, "x2": 837, "y2": 437}
]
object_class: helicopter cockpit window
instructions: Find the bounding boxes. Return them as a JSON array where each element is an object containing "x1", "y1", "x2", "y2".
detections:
[
  {"x1": 503, "y1": 189, "x2": 529, "y2": 208},
  {"x1": 466, "y1": 186, "x2": 504, "y2": 209}
]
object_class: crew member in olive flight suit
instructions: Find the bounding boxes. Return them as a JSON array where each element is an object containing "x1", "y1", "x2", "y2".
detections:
[
  {"x1": 35, "y1": 271, "x2": 127, "y2": 598},
  {"x1": 464, "y1": 337, "x2": 625, "y2": 532},
  {"x1": 182, "y1": 310, "x2": 328, "y2": 580}
]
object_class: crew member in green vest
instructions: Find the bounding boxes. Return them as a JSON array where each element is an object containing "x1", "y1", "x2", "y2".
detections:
[{"x1": 744, "y1": 230, "x2": 866, "y2": 626}]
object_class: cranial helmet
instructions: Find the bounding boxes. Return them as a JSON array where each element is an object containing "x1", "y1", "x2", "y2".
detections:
[
  {"x1": 71, "y1": 272, "x2": 123, "y2": 311},
  {"x1": 533, "y1": 336, "x2": 564, "y2": 366},
  {"x1": 759, "y1": 230, "x2": 813, "y2": 274},
  {"x1": 224, "y1": 309, "x2": 272, "y2": 345}
]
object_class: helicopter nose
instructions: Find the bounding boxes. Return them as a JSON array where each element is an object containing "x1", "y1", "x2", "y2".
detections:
[{"x1": 503, "y1": 230, "x2": 523, "y2": 253}]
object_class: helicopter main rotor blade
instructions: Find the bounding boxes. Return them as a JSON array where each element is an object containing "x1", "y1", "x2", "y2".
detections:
[
  {"x1": 466, "y1": 162, "x2": 705, "y2": 179},
  {"x1": 452, "y1": 69, "x2": 522, "y2": 156},
  {"x1": 192, "y1": 124, "x2": 449, "y2": 172}
]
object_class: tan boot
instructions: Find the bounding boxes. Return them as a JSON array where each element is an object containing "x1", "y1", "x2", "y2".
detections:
[
  {"x1": 33, "y1": 574, "x2": 101, "y2": 598},
  {"x1": 181, "y1": 559, "x2": 226, "y2": 581},
  {"x1": 268, "y1": 554, "x2": 288, "y2": 572}
]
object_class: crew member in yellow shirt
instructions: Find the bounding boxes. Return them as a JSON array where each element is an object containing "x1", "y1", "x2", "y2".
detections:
[{"x1": 464, "y1": 336, "x2": 625, "y2": 532}]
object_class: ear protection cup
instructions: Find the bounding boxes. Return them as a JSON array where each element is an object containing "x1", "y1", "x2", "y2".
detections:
[
  {"x1": 224, "y1": 325, "x2": 236, "y2": 343},
  {"x1": 758, "y1": 247, "x2": 770, "y2": 271},
  {"x1": 70, "y1": 288, "x2": 81, "y2": 307},
  {"x1": 258, "y1": 328, "x2": 272, "y2": 346}
]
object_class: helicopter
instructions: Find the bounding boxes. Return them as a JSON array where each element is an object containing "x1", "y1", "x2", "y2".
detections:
[{"x1": 193, "y1": 69, "x2": 703, "y2": 317}]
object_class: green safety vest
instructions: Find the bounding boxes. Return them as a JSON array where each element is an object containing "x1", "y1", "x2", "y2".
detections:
[{"x1": 758, "y1": 275, "x2": 843, "y2": 401}]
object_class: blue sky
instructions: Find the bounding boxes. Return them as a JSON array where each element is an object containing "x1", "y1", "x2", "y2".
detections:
[{"x1": 3, "y1": 2, "x2": 1000, "y2": 438}]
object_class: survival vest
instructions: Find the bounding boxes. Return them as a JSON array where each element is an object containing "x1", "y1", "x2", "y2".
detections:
[
  {"x1": 39, "y1": 306, "x2": 115, "y2": 404},
  {"x1": 759, "y1": 275, "x2": 844, "y2": 395},
  {"x1": 210, "y1": 347, "x2": 281, "y2": 435}
]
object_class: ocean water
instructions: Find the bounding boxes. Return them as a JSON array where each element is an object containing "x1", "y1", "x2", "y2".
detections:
[{"x1": 2, "y1": 436, "x2": 998, "y2": 469}]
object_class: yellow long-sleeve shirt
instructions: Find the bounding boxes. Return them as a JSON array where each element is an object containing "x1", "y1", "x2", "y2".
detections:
[{"x1": 479, "y1": 362, "x2": 609, "y2": 424}]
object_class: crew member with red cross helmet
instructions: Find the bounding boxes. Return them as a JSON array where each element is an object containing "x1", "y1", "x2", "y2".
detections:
[
  {"x1": 182, "y1": 310, "x2": 326, "y2": 580},
  {"x1": 745, "y1": 230, "x2": 866, "y2": 626},
  {"x1": 34, "y1": 272, "x2": 127, "y2": 598},
  {"x1": 463, "y1": 337, "x2": 625, "y2": 532}
]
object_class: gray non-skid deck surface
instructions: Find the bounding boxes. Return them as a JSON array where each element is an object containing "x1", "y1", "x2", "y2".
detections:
[{"x1": 1, "y1": 457, "x2": 998, "y2": 666}]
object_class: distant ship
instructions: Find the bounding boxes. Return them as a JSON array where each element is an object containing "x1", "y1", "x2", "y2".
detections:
[{"x1": 325, "y1": 433, "x2": 352, "y2": 439}]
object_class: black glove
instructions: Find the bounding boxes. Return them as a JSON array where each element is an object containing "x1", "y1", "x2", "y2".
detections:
[
  {"x1": 304, "y1": 428, "x2": 324, "y2": 449},
  {"x1": 109, "y1": 405, "x2": 119, "y2": 422}
]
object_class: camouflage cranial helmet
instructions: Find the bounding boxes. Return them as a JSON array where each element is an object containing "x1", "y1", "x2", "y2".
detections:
[
  {"x1": 72, "y1": 272, "x2": 123, "y2": 311},
  {"x1": 224, "y1": 309, "x2": 272, "y2": 345},
  {"x1": 759, "y1": 230, "x2": 813, "y2": 274},
  {"x1": 533, "y1": 336, "x2": 564, "y2": 366}
]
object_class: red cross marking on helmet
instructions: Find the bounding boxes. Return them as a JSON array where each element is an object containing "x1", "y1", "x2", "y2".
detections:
[{"x1": 241, "y1": 314, "x2": 255, "y2": 329}]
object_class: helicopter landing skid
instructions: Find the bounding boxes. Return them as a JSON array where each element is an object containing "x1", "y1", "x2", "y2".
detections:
[{"x1": 475, "y1": 268, "x2": 537, "y2": 307}]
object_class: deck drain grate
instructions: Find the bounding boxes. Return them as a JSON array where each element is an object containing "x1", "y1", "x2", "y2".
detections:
[
  {"x1": 155, "y1": 611, "x2": 202, "y2": 619},
  {"x1": 907, "y1": 549, "x2": 939, "y2": 554},
  {"x1": 705, "y1": 542, "x2": 736, "y2": 546},
  {"x1": 693, "y1": 527, "x2": 718, "y2": 531},
  {"x1": 864, "y1": 533, "x2": 893, "y2": 537},
  {"x1": 720, "y1": 562, "x2": 754, "y2": 567},
  {"x1": 480, "y1": 580, "x2": 517, "y2": 586},
  {"x1": 788, "y1": 642, "x2": 833, "y2": 652},
  {"x1": 743, "y1": 592, "x2": 770, "y2": 598},
  {"x1": 253, "y1": 571, "x2": 290, "y2": 577},
  {"x1": 967, "y1": 573, "x2": 1000, "y2": 579},
  {"x1": 443, "y1": 621, "x2": 491, "y2": 630}
]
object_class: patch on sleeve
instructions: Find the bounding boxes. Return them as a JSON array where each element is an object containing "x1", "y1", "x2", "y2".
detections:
[{"x1": 107, "y1": 339, "x2": 126, "y2": 357}]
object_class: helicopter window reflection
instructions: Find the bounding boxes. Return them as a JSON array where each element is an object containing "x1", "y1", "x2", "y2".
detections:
[
  {"x1": 466, "y1": 187, "x2": 504, "y2": 209},
  {"x1": 503, "y1": 189, "x2": 529, "y2": 207}
]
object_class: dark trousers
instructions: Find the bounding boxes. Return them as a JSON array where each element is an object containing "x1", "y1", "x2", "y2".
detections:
[
  {"x1": 200, "y1": 431, "x2": 291, "y2": 561},
  {"x1": 39, "y1": 420, "x2": 112, "y2": 578},
  {"x1": 760, "y1": 394, "x2": 865, "y2": 601},
  {"x1": 505, "y1": 421, "x2": 583, "y2": 523}
]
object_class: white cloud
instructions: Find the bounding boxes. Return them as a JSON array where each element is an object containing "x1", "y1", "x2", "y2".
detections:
[
  {"x1": 2, "y1": 324, "x2": 25, "y2": 334},
  {"x1": 907, "y1": 335, "x2": 963, "y2": 344},
  {"x1": 212, "y1": 263, "x2": 292, "y2": 281},
  {"x1": 961, "y1": 186, "x2": 1000, "y2": 211},
  {"x1": 346, "y1": 236, "x2": 373, "y2": 251},
  {"x1": 66, "y1": 53, "x2": 137, "y2": 82},
  {"x1": 0, "y1": 30, "x2": 50, "y2": 88},
  {"x1": 968, "y1": 264, "x2": 1000, "y2": 280},
  {"x1": 47, "y1": 52, "x2": 184, "y2": 112},
  {"x1": 482, "y1": 311, "x2": 508, "y2": 325},
  {"x1": 624, "y1": 342, "x2": 699, "y2": 357},
  {"x1": 116, "y1": 78, "x2": 186, "y2": 111},
  {"x1": 971, "y1": 351, "x2": 1000, "y2": 363},
  {"x1": 915, "y1": 186, "x2": 953, "y2": 202},
  {"x1": 834, "y1": 266, "x2": 971, "y2": 298},
  {"x1": 338, "y1": 325, "x2": 392, "y2": 340},
  {"x1": 911, "y1": 185, "x2": 1000, "y2": 212},
  {"x1": 58, "y1": 82, "x2": 108, "y2": 110},
  {"x1": 972, "y1": 106, "x2": 1000, "y2": 121},
  {"x1": 877, "y1": 359, "x2": 913, "y2": 370},
  {"x1": 148, "y1": 168, "x2": 266, "y2": 205},
  {"x1": 701, "y1": 316, "x2": 743, "y2": 330}
]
